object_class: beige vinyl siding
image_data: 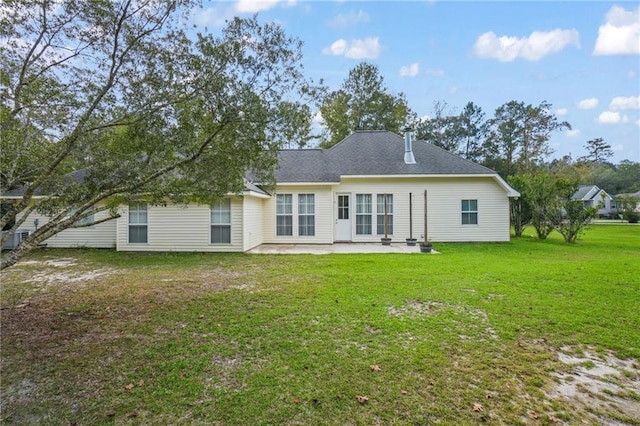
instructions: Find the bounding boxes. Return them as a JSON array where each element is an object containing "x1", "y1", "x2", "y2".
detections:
[
  {"x1": 336, "y1": 176, "x2": 511, "y2": 243},
  {"x1": 242, "y1": 195, "x2": 265, "y2": 251},
  {"x1": 116, "y1": 199, "x2": 244, "y2": 252},
  {"x1": 262, "y1": 186, "x2": 333, "y2": 244},
  {"x1": 15, "y1": 207, "x2": 116, "y2": 248}
]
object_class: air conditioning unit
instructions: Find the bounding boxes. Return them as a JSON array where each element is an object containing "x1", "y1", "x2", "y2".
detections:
[{"x1": 1, "y1": 229, "x2": 32, "y2": 250}]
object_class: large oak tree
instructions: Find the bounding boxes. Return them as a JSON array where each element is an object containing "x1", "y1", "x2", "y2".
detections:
[{"x1": 0, "y1": 0, "x2": 316, "y2": 269}]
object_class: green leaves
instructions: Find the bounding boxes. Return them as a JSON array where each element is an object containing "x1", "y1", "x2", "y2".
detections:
[
  {"x1": 318, "y1": 62, "x2": 414, "y2": 148},
  {"x1": 1, "y1": 1, "x2": 316, "y2": 269}
]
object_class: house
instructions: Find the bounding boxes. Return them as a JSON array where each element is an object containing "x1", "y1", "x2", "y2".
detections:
[
  {"x1": 4, "y1": 130, "x2": 520, "y2": 252},
  {"x1": 572, "y1": 185, "x2": 614, "y2": 217},
  {"x1": 613, "y1": 190, "x2": 640, "y2": 214}
]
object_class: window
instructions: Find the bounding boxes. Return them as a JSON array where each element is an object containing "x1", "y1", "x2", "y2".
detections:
[
  {"x1": 211, "y1": 199, "x2": 231, "y2": 244},
  {"x1": 376, "y1": 194, "x2": 393, "y2": 235},
  {"x1": 276, "y1": 194, "x2": 293, "y2": 236},
  {"x1": 461, "y1": 199, "x2": 478, "y2": 225},
  {"x1": 69, "y1": 208, "x2": 94, "y2": 226},
  {"x1": 356, "y1": 194, "x2": 372, "y2": 235},
  {"x1": 338, "y1": 195, "x2": 349, "y2": 220},
  {"x1": 298, "y1": 194, "x2": 315, "y2": 236},
  {"x1": 128, "y1": 203, "x2": 148, "y2": 243}
]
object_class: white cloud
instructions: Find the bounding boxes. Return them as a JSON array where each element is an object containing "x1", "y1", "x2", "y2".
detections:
[
  {"x1": 424, "y1": 68, "x2": 445, "y2": 77},
  {"x1": 566, "y1": 129, "x2": 581, "y2": 137},
  {"x1": 327, "y1": 10, "x2": 369, "y2": 28},
  {"x1": 629, "y1": 70, "x2": 637, "y2": 79},
  {"x1": 192, "y1": 4, "x2": 234, "y2": 27},
  {"x1": 449, "y1": 86, "x2": 459, "y2": 94},
  {"x1": 636, "y1": 119, "x2": 640, "y2": 127},
  {"x1": 593, "y1": 6, "x2": 640, "y2": 56},
  {"x1": 311, "y1": 111, "x2": 326, "y2": 131},
  {"x1": 399, "y1": 63, "x2": 419, "y2": 77},
  {"x1": 577, "y1": 98, "x2": 599, "y2": 109},
  {"x1": 612, "y1": 144, "x2": 624, "y2": 152},
  {"x1": 473, "y1": 28, "x2": 580, "y2": 62},
  {"x1": 597, "y1": 111, "x2": 629, "y2": 124},
  {"x1": 556, "y1": 107, "x2": 568, "y2": 116},
  {"x1": 322, "y1": 37, "x2": 381, "y2": 59},
  {"x1": 609, "y1": 95, "x2": 640, "y2": 110},
  {"x1": 235, "y1": 0, "x2": 291, "y2": 13}
]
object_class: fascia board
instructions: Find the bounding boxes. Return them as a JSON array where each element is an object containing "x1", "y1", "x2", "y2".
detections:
[
  {"x1": 274, "y1": 182, "x2": 339, "y2": 186},
  {"x1": 243, "y1": 190, "x2": 271, "y2": 199}
]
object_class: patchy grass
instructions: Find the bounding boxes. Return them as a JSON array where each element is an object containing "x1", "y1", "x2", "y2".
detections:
[{"x1": 1, "y1": 225, "x2": 639, "y2": 425}]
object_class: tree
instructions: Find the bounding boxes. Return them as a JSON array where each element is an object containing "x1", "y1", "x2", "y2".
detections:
[
  {"x1": 548, "y1": 188, "x2": 598, "y2": 243},
  {"x1": 616, "y1": 195, "x2": 640, "y2": 223},
  {"x1": 319, "y1": 62, "x2": 414, "y2": 148},
  {"x1": 515, "y1": 171, "x2": 561, "y2": 240},
  {"x1": 580, "y1": 137, "x2": 613, "y2": 163},
  {"x1": 511, "y1": 170, "x2": 577, "y2": 240},
  {"x1": 414, "y1": 101, "x2": 459, "y2": 153},
  {"x1": 456, "y1": 102, "x2": 487, "y2": 162},
  {"x1": 483, "y1": 101, "x2": 570, "y2": 177},
  {"x1": 0, "y1": 1, "x2": 316, "y2": 270},
  {"x1": 506, "y1": 174, "x2": 532, "y2": 237}
]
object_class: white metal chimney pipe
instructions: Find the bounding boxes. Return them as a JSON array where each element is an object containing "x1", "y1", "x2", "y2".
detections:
[{"x1": 404, "y1": 128, "x2": 416, "y2": 164}]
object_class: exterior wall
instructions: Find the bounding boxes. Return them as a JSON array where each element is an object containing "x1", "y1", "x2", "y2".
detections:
[
  {"x1": 116, "y1": 198, "x2": 245, "y2": 252},
  {"x1": 15, "y1": 207, "x2": 116, "y2": 248},
  {"x1": 331, "y1": 176, "x2": 511, "y2": 243},
  {"x1": 242, "y1": 196, "x2": 265, "y2": 251},
  {"x1": 595, "y1": 190, "x2": 613, "y2": 216},
  {"x1": 262, "y1": 186, "x2": 334, "y2": 244}
]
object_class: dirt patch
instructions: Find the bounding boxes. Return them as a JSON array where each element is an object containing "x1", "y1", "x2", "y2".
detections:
[
  {"x1": 550, "y1": 347, "x2": 640, "y2": 425},
  {"x1": 6, "y1": 257, "x2": 118, "y2": 290},
  {"x1": 388, "y1": 300, "x2": 447, "y2": 316},
  {"x1": 388, "y1": 300, "x2": 498, "y2": 342}
]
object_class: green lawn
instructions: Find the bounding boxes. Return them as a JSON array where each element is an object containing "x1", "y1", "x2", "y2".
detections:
[{"x1": 1, "y1": 225, "x2": 639, "y2": 425}]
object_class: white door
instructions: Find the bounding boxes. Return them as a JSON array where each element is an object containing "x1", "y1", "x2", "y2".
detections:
[{"x1": 335, "y1": 193, "x2": 351, "y2": 241}]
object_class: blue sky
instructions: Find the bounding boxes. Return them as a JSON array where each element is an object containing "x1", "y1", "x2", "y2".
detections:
[{"x1": 192, "y1": 1, "x2": 640, "y2": 163}]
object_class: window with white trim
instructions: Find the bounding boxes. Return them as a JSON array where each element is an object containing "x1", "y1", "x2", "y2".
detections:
[
  {"x1": 298, "y1": 194, "x2": 315, "y2": 236},
  {"x1": 376, "y1": 194, "x2": 393, "y2": 235},
  {"x1": 461, "y1": 199, "x2": 478, "y2": 225},
  {"x1": 276, "y1": 194, "x2": 293, "y2": 236},
  {"x1": 211, "y1": 199, "x2": 231, "y2": 244},
  {"x1": 128, "y1": 203, "x2": 148, "y2": 243},
  {"x1": 356, "y1": 194, "x2": 372, "y2": 235}
]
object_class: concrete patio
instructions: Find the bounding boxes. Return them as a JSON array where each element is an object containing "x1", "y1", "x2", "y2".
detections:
[{"x1": 248, "y1": 242, "x2": 438, "y2": 254}]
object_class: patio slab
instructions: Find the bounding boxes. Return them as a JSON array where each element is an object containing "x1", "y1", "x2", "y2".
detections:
[{"x1": 248, "y1": 243, "x2": 438, "y2": 254}]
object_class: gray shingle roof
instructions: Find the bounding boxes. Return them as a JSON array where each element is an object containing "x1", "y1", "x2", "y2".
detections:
[
  {"x1": 573, "y1": 185, "x2": 594, "y2": 200},
  {"x1": 274, "y1": 130, "x2": 496, "y2": 182}
]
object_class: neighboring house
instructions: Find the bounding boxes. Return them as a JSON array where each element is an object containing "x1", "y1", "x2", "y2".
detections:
[
  {"x1": 3, "y1": 130, "x2": 520, "y2": 252},
  {"x1": 572, "y1": 185, "x2": 614, "y2": 217},
  {"x1": 613, "y1": 190, "x2": 640, "y2": 214}
]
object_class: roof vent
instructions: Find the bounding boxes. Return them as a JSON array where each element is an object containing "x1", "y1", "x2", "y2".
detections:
[{"x1": 404, "y1": 128, "x2": 416, "y2": 164}]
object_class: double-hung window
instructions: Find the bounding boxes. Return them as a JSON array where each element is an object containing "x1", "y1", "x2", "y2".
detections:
[
  {"x1": 461, "y1": 199, "x2": 478, "y2": 225},
  {"x1": 276, "y1": 194, "x2": 293, "y2": 236},
  {"x1": 356, "y1": 194, "x2": 372, "y2": 235},
  {"x1": 376, "y1": 194, "x2": 393, "y2": 235},
  {"x1": 211, "y1": 199, "x2": 231, "y2": 244},
  {"x1": 128, "y1": 203, "x2": 148, "y2": 243},
  {"x1": 298, "y1": 194, "x2": 315, "y2": 236}
]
